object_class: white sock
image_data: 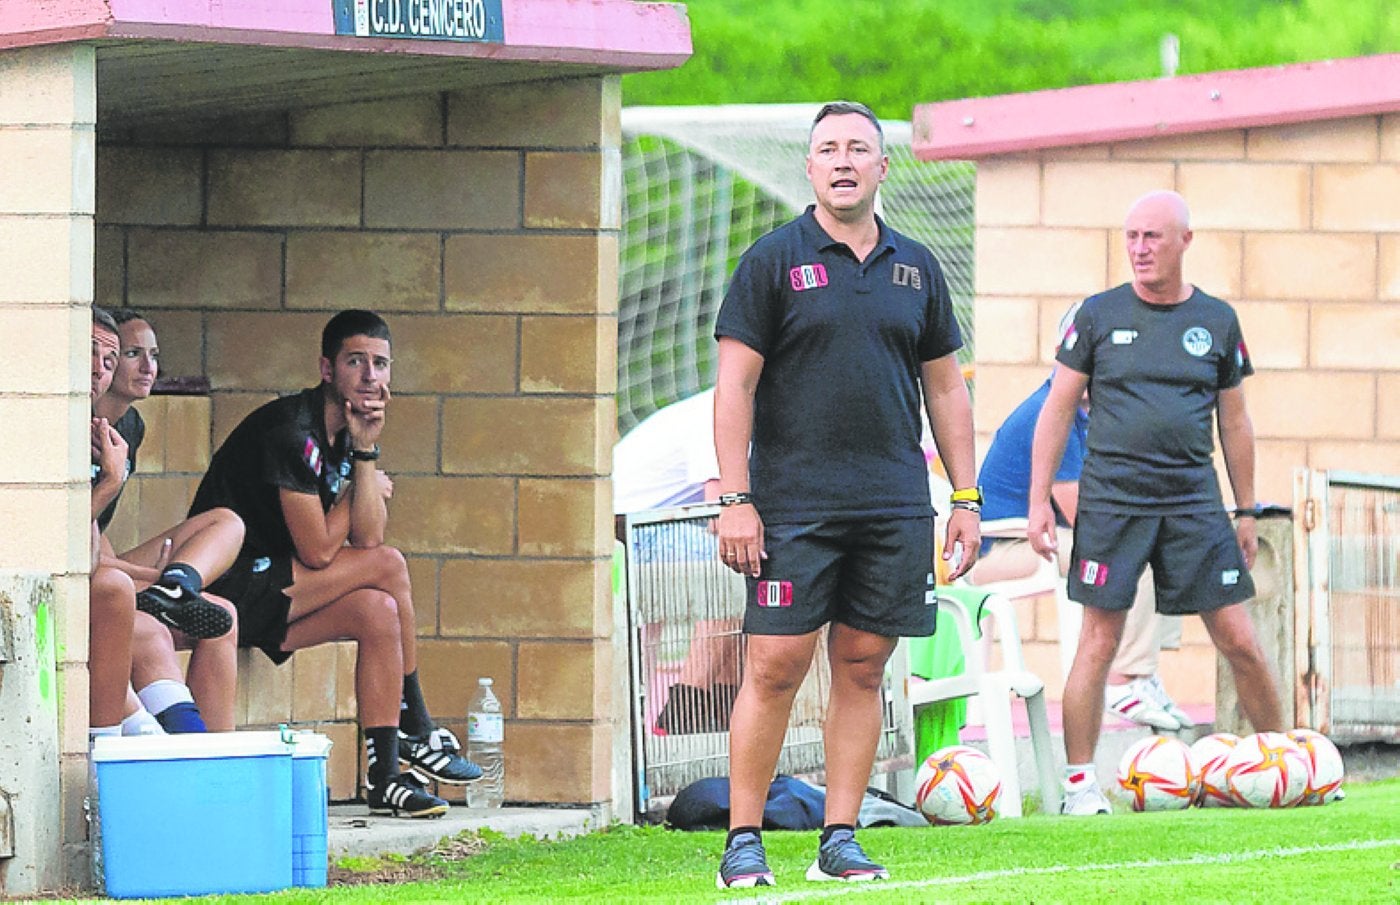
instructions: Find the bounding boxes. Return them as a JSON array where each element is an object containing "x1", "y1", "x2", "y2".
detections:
[
  {"x1": 137, "y1": 678, "x2": 194, "y2": 716},
  {"x1": 89, "y1": 725, "x2": 121, "y2": 742},
  {"x1": 121, "y1": 706, "x2": 166, "y2": 736},
  {"x1": 1065, "y1": 764, "x2": 1097, "y2": 789}
]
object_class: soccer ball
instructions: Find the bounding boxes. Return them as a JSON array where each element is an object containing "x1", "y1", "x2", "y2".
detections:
[
  {"x1": 1287, "y1": 728, "x2": 1345, "y2": 805},
  {"x1": 915, "y1": 745, "x2": 1002, "y2": 825},
  {"x1": 1224, "y1": 731, "x2": 1310, "y2": 808},
  {"x1": 1189, "y1": 732, "x2": 1239, "y2": 807},
  {"x1": 1116, "y1": 735, "x2": 1198, "y2": 811}
]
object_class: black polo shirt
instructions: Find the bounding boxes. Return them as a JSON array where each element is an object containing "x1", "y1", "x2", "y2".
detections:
[
  {"x1": 1056, "y1": 283, "x2": 1253, "y2": 514},
  {"x1": 714, "y1": 206, "x2": 962, "y2": 523},
  {"x1": 94, "y1": 407, "x2": 144, "y2": 533},
  {"x1": 189, "y1": 385, "x2": 352, "y2": 560}
]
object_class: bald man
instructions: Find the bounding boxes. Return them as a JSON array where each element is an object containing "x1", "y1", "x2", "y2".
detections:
[{"x1": 1028, "y1": 191, "x2": 1284, "y2": 816}]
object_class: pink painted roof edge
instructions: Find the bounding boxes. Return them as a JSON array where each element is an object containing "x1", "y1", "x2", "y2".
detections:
[
  {"x1": 0, "y1": 0, "x2": 692, "y2": 70},
  {"x1": 912, "y1": 53, "x2": 1400, "y2": 160}
]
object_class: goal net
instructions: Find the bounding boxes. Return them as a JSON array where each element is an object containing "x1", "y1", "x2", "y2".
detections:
[{"x1": 618, "y1": 104, "x2": 976, "y2": 433}]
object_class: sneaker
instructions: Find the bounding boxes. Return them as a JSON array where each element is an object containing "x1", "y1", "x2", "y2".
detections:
[
  {"x1": 1061, "y1": 782, "x2": 1112, "y2": 816},
  {"x1": 1143, "y1": 674, "x2": 1195, "y2": 729},
  {"x1": 805, "y1": 829, "x2": 889, "y2": 883},
  {"x1": 135, "y1": 581, "x2": 233, "y2": 640},
  {"x1": 399, "y1": 727, "x2": 483, "y2": 784},
  {"x1": 1105, "y1": 679, "x2": 1180, "y2": 731},
  {"x1": 367, "y1": 773, "x2": 448, "y2": 818},
  {"x1": 716, "y1": 831, "x2": 775, "y2": 890}
]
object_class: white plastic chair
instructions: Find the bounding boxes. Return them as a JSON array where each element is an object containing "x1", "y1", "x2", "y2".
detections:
[
  {"x1": 974, "y1": 517, "x2": 1079, "y2": 682},
  {"x1": 905, "y1": 590, "x2": 1062, "y2": 816}
]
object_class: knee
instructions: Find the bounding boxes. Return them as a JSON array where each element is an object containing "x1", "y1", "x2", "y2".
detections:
[
  {"x1": 90, "y1": 567, "x2": 136, "y2": 619},
  {"x1": 212, "y1": 508, "x2": 245, "y2": 546},
  {"x1": 371, "y1": 545, "x2": 409, "y2": 583},
  {"x1": 744, "y1": 656, "x2": 808, "y2": 698}
]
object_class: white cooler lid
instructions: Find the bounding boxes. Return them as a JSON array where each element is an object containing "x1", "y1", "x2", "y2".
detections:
[
  {"x1": 91, "y1": 730, "x2": 292, "y2": 762},
  {"x1": 290, "y1": 731, "x2": 334, "y2": 758}
]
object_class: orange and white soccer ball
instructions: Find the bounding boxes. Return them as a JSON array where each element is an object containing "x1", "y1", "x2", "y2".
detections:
[
  {"x1": 1189, "y1": 732, "x2": 1239, "y2": 808},
  {"x1": 1225, "y1": 731, "x2": 1310, "y2": 808},
  {"x1": 915, "y1": 745, "x2": 1002, "y2": 825},
  {"x1": 1116, "y1": 735, "x2": 1198, "y2": 811},
  {"x1": 1287, "y1": 728, "x2": 1345, "y2": 805}
]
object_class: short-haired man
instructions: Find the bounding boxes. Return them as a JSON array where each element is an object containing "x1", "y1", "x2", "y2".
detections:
[
  {"x1": 189, "y1": 309, "x2": 479, "y2": 818},
  {"x1": 713, "y1": 101, "x2": 979, "y2": 886},
  {"x1": 1029, "y1": 190, "x2": 1283, "y2": 815}
]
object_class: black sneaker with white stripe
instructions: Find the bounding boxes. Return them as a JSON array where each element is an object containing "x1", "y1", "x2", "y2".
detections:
[
  {"x1": 366, "y1": 773, "x2": 449, "y2": 818},
  {"x1": 399, "y1": 727, "x2": 483, "y2": 784},
  {"x1": 135, "y1": 581, "x2": 233, "y2": 640}
]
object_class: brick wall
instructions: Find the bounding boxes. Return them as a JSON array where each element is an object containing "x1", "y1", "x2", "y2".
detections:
[
  {"x1": 972, "y1": 113, "x2": 1400, "y2": 705},
  {"x1": 97, "y1": 77, "x2": 624, "y2": 806}
]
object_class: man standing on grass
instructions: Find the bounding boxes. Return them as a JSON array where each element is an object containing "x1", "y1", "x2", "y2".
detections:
[
  {"x1": 712, "y1": 101, "x2": 980, "y2": 887},
  {"x1": 1029, "y1": 190, "x2": 1283, "y2": 815}
]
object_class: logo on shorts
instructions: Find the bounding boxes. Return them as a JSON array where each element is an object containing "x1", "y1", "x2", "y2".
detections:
[
  {"x1": 789, "y1": 263, "x2": 828, "y2": 292},
  {"x1": 925, "y1": 571, "x2": 937, "y2": 605},
  {"x1": 303, "y1": 435, "x2": 323, "y2": 476},
  {"x1": 1182, "y1": 327, "x2": 1213, "y2": 357},
  {"x1": 1079, "y1": 559, "x2": 1110, "y2": 587},
  {"x1": 252, "y1": 557, "x2": 271, "y2": 573},
  {"x1": 1221, "y1": 569, "x2": 1240, "y2": 586},
  {"x1": 757, "y1": 580, "x2": 793, "y2": 607}
]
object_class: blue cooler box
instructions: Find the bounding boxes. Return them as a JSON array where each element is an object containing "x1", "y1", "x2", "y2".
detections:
[
  {"x1": 92, "y1": 732, "x2": 294, "y2": 898},
  {"x1": 290, "y1": 732, "x2": 334, "y2": 887}
]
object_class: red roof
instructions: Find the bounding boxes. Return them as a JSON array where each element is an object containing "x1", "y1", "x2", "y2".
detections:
[{"x1": 913, "y1": 53, "x2": 1400, "y2": 160}]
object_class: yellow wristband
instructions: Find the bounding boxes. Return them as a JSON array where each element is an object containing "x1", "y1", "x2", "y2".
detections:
[{"x1": 950, "y1": 487, "x2": 983, "y2": 504}]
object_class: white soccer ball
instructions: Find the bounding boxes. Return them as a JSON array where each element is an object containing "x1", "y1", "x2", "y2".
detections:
[
  {"x1": 1116, "y1": 734, "x2": 1198, "y2": 811},
  {"x1": 1225, "y1": 731, "x2": 1310, "y2": 808},
  {"x1": 1287, "y1": 728, "x2": 1345, "y2": 805},
  {"x1": 1189, "y1": 732, "x2": 1240, "y2": 808},
  {"x1": 915, "y1": 745, "x2": 1002, "y2": 825}
]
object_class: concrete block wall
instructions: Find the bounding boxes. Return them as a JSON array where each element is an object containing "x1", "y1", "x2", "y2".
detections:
[
  {"x1": 96, "y1": 76, "x2": 624, "y2": 806},
  {"x1": 0, "y1": 43, "x2": 96, "y2": 893},
  {"x1": 972, "y1": 114, "x2": 1400, "y2": 707}
]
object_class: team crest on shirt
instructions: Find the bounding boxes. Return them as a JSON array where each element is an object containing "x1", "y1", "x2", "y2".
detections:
[
  {"x1": 789, "y1": 263, "x2": 828, "y2": 291},
  {"x1": 303, "y1": 435, "x2": 323, "y2": 476},
  {"x1": 1182, "y1": 327, "x2": 1213, "y2": 357}
]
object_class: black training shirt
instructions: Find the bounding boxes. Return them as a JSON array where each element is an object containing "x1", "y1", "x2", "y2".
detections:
[
  {"x1": 1056, "y1": 283, "x2": 1253, "y2": 514},
  {"x1": 714, "y1": 206, "x2": 962, "y2": 522},
  {"x1": 94, "y1": 407, "x2": 144, "y2": 533},
  {"x1": 189, "y1": 385, "x2": 352, "y2": 560}
]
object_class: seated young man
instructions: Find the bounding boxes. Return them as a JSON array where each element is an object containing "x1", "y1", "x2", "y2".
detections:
[
  {"x1": 189, "y1": 309, "x2": 479, "y2": 818},
  {"x1": 94, "y1": 309, "x2": 244, "y2": 731}
]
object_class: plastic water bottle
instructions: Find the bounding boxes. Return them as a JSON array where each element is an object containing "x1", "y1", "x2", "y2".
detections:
[{"x1": 467, "y1": 677, "x2": 505, "y2": 808}]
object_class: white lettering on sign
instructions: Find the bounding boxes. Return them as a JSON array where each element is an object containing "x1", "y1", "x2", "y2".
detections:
[{"x1": 368, "y1": 0, "x2": 489, "y2": 39}]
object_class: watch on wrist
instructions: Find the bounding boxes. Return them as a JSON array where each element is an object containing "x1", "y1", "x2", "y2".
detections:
[
  {"x1": 347, "y1": 444, "x2": 381, "y2": 462},
  {"x1": 717, "y1": 491, "x2": 753, "y2": 507}
]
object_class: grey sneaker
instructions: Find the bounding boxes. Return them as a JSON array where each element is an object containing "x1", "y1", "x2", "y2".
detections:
[
  {"x1": 805, "y1": 829, "x2": 889, "y2": 883},
  {"x1": 1105, "y1": 678, "x2": 1179, "y2": 732},
  {"x1": 1144, "y1": 674, "x2": 1195, "y2": 729},
  {"x1": 716, "y1": 831, "x2": 774, "y2": 889},
  {"x1": 1061, "y1": 782, "x2": 1112, "y2": 816}
]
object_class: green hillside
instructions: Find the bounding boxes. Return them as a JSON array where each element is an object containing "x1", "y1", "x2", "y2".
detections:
[{"x1": 624, "y1": 0, "x2": 1400, "y2": 117}]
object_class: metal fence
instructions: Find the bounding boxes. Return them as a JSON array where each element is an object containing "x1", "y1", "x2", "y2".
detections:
[
  {"x1": 1299, "y1": 469, "x2": 1400, "y2": 742},
  {"x1": 621, "y1": 505, "x2": 909, "y2": 819}
]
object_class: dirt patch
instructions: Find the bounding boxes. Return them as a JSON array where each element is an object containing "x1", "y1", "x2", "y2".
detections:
[{"x1": 329, "y1": 832, "x2": 488, "y2": 886}]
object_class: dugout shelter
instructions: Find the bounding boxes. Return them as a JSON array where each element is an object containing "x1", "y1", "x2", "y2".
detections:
[{"x1": 0, "y1": 0, "x2": 690, "y2": 893}]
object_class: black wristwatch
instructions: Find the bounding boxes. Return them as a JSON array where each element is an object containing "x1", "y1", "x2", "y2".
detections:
[
  {"x1": 718, "y1": 492, "x2": 753, "y2": 507},
  {"x1": 347, "y1": 445, "x2": 381, "y2": 462}
]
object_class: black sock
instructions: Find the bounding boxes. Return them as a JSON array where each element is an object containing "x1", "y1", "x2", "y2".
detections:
[
  {"x1": 365, "y1": 726, "x2": 400, "y2": 787},
  {"x1": 160, "y1": 562, "x2": 203, "y2": 596},
  {"x1": 727, "y1": 826, "x2": 761, "y2": 847},
  {"x1": 820, "y1": 824, "x2": 855, "y2": 845},
  {"x1": 399, "y1": 670, "x2": 434, "y2": 737}
]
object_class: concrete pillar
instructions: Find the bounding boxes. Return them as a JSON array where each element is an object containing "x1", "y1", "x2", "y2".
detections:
[{"x1": 0, "y1": 42, "x2": 98, "y2": 894}]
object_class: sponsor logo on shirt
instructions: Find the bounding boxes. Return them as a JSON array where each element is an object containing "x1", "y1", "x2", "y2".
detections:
[
  {"x1": 303, "y1": 435, "x2": 323, "y2": 476},
  {"x1": 757, "y1": 580, "x2": 793, "y2": 607},
  {"x1": 1111, "y1": 329, "x2": 1138, "y2": 345},
  {"x1": 1061, "y1": 324, "x2": 1079, "y2": 351},
  {"x1": 1182, "y1": 327, "x2": 1213, "y2": 357},
  {"x1": 1222, "y1": 569, "x2": 1240, "y2": 586},
  {"x1": 892, "y1": 262, "x2": 922, "y2": 289},
  {"x1": 789, "y1": 263, "x2": 828, "y2": 292},
  {"x1": 1079, "y1": 559, "x2": 1109, "y2": 587}
]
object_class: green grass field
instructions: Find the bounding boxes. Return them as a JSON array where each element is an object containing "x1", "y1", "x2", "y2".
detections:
[{"x1": 152, "y1": 779, "x2": 1400, "y2": 904}]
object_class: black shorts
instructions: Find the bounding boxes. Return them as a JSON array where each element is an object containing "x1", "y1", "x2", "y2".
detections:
[
  {"x1": 207, "y1": 553, "x2": 296, "y2": 665},
  {"x1": 1068, "y1": 511, "x2": 1254, "y2": 615},
  {"x1": 744, "y1": 517, "x2": 937, "y2": 638}
]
